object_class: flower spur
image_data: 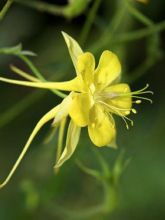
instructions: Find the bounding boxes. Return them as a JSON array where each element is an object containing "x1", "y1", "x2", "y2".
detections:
[{"x1": 0, "y1": 32, "x2": 152, "y2": 188}]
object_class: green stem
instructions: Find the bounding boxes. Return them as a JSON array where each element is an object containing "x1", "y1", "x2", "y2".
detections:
[
  {"x1": 102, "y1": 181, "x2": 118, "y2": 214},
  {"x1": 112, "y1": 20, "x2": 165, "y2": 44},
  {"x1": 15, "y1": 0, "x2": 64, "y2": 16},
  {"x1": 126, "y1": 1, "x2": 152, "y2": 26},
  {"x1": 0, "y1": 66, "x2": 68, "y2": 129},
  {"x1": 91, "y1": 1, "x2": 127, "y2": 53},
  {"x1": 19, "y1": 55, "x2": 45, "y2": 80},
  {"x1": 47, "y1": 179, "x2": 117, "y2": 219},
  {"x1": 79, "y1": 0, "x2": 101, "y2": 46},
  {"x1": 0, "y1": 0, "x2": 14, "y2": 20},
  {"x1": 124, "y1": 3, "x2": 162, "y2": 83},
  {"x1": 15, "y1": 0, "x2": 89, "y2": 19},
  {"x1": 18, "y1": 55, "x2": 66, "y2": 98},
  {"x1": 73, "y1": 151, "x2": 118, "y2": 218}
]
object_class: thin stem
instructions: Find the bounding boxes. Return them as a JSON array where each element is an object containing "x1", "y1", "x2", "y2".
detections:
[
  {"x1": 15, "y1": 0, "x2": 89, "y2": 19},
  {"x1": 0, "y1": 0, "x2": 14, "y2": 21},
  {"x1": 74, "y1": 150, "x2": 118, "y2": 218},
  {"x1": 126, "y1": 1, "x2": 152, "y2": 26},
  {"x1": 18, "y1": 55, "x2": 45, "y2": 80},
  {"x1": 47, "y1": 179, "x2": 117, "y2": 219},
  {"x1": 124, "y1": 3, "x2": 162, "y2": 83},
  {"x1": 15, "y1": 0, "x2": 64, "y2": 16},
  {"x1": 112, "y1": 20, "x2": 165, "y2": 44},
  {"x1": 102, "y1": 181, "x2": 118, "y2": 214},
  {"x1": 79, "y1": 0, "x2": 101, "y2": 46},
  {"x1": 18, "y1": 55, "x2": 66, "y2": 98},
  {"x1": 91, "y1": 1, "x2": 127, "y2": 53},
  {"x1": 0, "y1": 66, "x2": 68, "y2": 129}
]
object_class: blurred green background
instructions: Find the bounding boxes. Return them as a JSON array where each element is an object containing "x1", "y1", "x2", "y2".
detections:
[{"x1": 0, "y1": 0, "x2": 165, "y2": 219}]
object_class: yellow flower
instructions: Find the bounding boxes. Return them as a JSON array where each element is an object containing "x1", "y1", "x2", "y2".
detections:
[{"x1": 0, "y1": 32, "x2": 152, "y2": 188}]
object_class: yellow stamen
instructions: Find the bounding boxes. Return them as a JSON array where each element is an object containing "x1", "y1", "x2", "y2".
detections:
[{"x1": 132, "y1": 109, "x2": 137, "y2": 114}]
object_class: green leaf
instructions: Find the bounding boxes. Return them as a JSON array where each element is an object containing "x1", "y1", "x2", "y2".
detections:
[
  {"x1": 0, "y1": 44, "x2": 36, "y2": 56},
  {"x1": 112, "y1": 150, "x2": 131, "y2": 185}
]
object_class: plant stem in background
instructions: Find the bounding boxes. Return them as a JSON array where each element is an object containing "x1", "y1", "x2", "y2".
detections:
[
  {"x1": 113, "y1": 20, "x2": 165, "y2": 44},
  {"x1": 0, "y1": 0, "x2": 14, "y2": 20},
  {"x1": 79, "y1": 0, "x2": 101, "y2": 46},
  {"x1": 18, "y1": 55, "x2": 66, "y2": 98},
  {"x1": 19, "y1": 55, "x2": 45, "y2": 81},
  {"x1": 15, "y1": 0, "x2": 89, "y2": 19},
  {"x1": 91, "y1": 0, "x2": 127, "y2": 53},
  {"x1": 124, "y1": 2, "x2": 163, "y2": 83},
  {"x1": 126, "y1": 1, "x2": 152, "y2": 26},
  {"x1": 15, "y1": 0, "x2": 63, "y2": 16},
  {"x1": 0, "y1": 66, "x2": 67, "y2": 128}
]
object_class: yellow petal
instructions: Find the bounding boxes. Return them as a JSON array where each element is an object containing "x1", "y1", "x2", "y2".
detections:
[
  {"x1": 94, "y1": 50, "x2": 121, "y2": 90},
  {"x1": 103, "y1": 83, "x2": 132, "y2": 116},
  {"x1": 0, "y1": 105, "x2": 59, "y2": 189},
  {"x1": 69, "y1": 92, "x2": 92, "y2": 127},
  {"x1": 54, "y1": 120, "x2": 81, "y2": 168},
  {"x1": 62, "y1": 31, "x2": 83, "y2": 75},
  {"x1": 77, "y1": 52, "x2": 95, "y2": 86},
  {"x1": 0, "y1": 76, "x2": 83, "y2": 92},
  {"x1": 88, "y1": 104, "x2": 116, "y2": 147}
]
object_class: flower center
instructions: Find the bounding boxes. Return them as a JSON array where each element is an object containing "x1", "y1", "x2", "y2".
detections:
[
  {"x1": 89, "y1": 83, "x2": 96, "y2": 95},
  {"x1": 93, "y1": 84, "x2": 153, "y2": 129}
]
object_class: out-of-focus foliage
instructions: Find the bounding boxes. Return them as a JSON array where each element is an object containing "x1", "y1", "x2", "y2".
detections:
[{"x1": 0, "y1": 0, "x2": 165, "y2": 219}]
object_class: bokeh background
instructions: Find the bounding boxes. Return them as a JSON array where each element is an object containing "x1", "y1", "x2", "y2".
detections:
[{"x1": 0, "y1": 0, "x2": 165, "y2": 219}]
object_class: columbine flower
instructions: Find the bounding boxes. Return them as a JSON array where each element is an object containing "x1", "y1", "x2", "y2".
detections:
[{"x1": 0, "y1": 32, "x2": 152, "y2": 188}]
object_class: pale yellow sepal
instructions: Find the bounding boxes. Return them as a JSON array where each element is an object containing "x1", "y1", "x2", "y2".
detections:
[
  {"x1": 54, "y1": 120, "x2": 81, "y2": 168},
  {"x1": 106, "y1": 136, "x2": 118, "y2": 149},
  {"x1": 0, "y1": 105, "x2": 59, "y2": 189},
  {"x1": 62, "y1": 31, "x2": 83, "y2": 75},
  {"x1": 55, "y1": 118, "x2": 67, "y2": 174},
  {"x1": 52, "y1": 93, "x2": 72, "y2": 125}
]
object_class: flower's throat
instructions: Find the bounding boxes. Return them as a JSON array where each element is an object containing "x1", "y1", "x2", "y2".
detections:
[
  {"x1": 94, "y1": 84, "x2": 153, "y2": 129},
  {"x1": 89, "y1": 83, "x2": 96, "y2": 95}
]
